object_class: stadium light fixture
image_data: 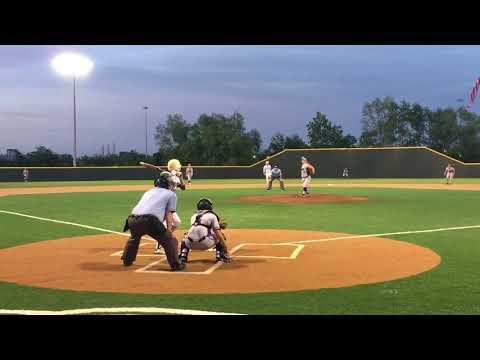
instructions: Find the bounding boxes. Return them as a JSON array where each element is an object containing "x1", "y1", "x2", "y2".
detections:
[{"x1": 51, "y1": 52, "x2": 94, "y2": 167}]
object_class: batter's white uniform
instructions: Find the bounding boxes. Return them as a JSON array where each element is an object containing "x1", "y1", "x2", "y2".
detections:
[
  {"x1": 263, "y1": 164, "x2": 272, "y2": 183},
  {"x1": 183, "y1": 211, "x2": 220, "y2": 251},
  {"x1": 186, "y1": 167, "x2": 193, "y2": 183},
  {"x1": 301, "y1": 163, "x2": 312, "y2": 187},
  {"x1": 162, "y1": 170, "x2": 182, "y2": 228}
]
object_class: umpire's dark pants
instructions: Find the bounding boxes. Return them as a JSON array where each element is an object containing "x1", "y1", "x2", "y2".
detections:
[{"x1": 121, "y1": 214, "x2": 181, "y2": 270}]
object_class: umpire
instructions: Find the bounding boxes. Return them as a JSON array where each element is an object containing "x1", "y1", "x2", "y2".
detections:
[
  {"x1": 121, "y1": 171, "x2": 185, "y2": 271},
  {"x1": 267, "y1": 165, "x2": 285, "y2": 190}
]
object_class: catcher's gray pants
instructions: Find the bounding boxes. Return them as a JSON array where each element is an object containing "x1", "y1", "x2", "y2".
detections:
[
  {"x1": 268, "y1": 177, "x2": 285, "y2": 190},
  {"x1": 121, "y1": 214, "x2": 181, "y2": 270}
]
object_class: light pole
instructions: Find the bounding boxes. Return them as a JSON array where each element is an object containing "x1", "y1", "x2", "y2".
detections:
[
  {"x1": 51, "y1": 52, "x2": 94, "y2": 167},
  {"x1": 143, "y1": 106, "x2": 149, "y2": 155}
]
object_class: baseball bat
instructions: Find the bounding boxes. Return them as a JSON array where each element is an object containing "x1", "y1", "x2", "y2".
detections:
[{"x1": 139, "y1": 161, "x2": 162, "y2": 171}]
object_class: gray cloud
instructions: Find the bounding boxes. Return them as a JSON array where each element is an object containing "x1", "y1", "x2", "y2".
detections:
[{"x1": 0, "y1": 45, "x2": 479, "y2": 155}]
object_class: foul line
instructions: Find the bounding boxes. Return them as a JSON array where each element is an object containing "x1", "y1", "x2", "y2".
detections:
[
  {"x1": 0, "y1": 210, "x2": 157, "y2": 243},
  {"x1": 0, "y1": 307, "x2": 244, "y2": 315},
  {"x1": 282, "y1": 224, "x2": 480, "y2": 245}
]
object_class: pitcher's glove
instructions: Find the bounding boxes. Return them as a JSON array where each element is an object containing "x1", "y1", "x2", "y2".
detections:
[{"x1": 219, "y1": 218, "x2": 228, "y2": 229}]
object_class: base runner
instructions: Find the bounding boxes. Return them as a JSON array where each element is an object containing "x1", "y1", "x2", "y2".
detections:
[
  {"x1": 300, "y1": 156, "x2": 315, "y2": 196},
  {"x1": 178, "y1": 198, "x2": 231, "y2": 264},
  {"x1": 263, "y1": 161, "x2": 272, "y2": 188},
  {"x1": 186, "y1": 163, "x2": 193, "y2": 184},
  {"x1": 444, "y1": 163, "x2": 455, "y2": 184},
  {"x1": 267, "y1": 165, "x2": 285, "y2": 190},
  {"x1": 120, "y1": 171, "x2": 185, "y2": 271}
]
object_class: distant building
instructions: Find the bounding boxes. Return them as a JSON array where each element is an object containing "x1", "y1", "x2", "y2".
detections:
[{"x1": 6, "y1": 149, "x2": 21, "y2": 161}]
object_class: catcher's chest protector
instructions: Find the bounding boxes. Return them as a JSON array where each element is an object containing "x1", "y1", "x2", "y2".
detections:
[{"x1": 194, "y1": 210, "x2": 220, "y2": 229}]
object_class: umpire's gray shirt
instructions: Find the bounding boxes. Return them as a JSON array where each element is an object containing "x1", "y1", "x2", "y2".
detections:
[{"x1": 132, "y1": 187, "x2": 177, "y2": 222}]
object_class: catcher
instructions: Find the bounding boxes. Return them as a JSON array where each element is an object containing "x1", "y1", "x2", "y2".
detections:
[{"x1": 178, "y1": 198, "x2": 231, "y2": 264}]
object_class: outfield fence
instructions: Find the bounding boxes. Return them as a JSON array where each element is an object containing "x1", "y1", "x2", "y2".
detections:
[{"x1": 1, "y1": 147, "x2": 478, "y2": 181}]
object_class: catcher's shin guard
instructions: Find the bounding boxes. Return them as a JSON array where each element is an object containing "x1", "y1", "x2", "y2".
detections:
[
  {"x1": 121, "y1": 236, "x2": 141, "y2": 266},
  {"x1": 179, "y1": 240, "x2": 190, "y2": 263},
  {"x1": 215, "y1": 243, "x2": 231, "y2": 263},
  {"x1": 280, "y1": 180, "x2": 285, "y2": 191}
]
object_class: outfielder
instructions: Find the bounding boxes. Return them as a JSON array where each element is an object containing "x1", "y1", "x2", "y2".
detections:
[
  {"x1": 267, "y1": 165, "x2": 285, "y2": 190},
  {"x1": 178, "y1": 198, "x2": 231, "y2": 264},
  {"x1": 263, "y1": 161, "x2": 272, "y2": 188},
  {"x1": 444, "y1": 163, "x2": 455, "y2": 184},
  {"x1": 22, "y1": 168, "x2": 29, "y2": 182},
  {"x1": 120, "y1": 171, "x2": 185, "y2": 271},
  {"x1": 300, "y1": 156, "x2": 315, "y2": 196}
]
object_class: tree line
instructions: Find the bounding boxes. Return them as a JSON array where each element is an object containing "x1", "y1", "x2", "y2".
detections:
[{"x1": 1, "y1": 98, "x2": 479, "y2": 167}]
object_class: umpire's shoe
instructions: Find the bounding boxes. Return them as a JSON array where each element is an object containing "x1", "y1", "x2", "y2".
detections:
[{"x1": 171, "y1": 262, "x2": 186, "y2": 271}]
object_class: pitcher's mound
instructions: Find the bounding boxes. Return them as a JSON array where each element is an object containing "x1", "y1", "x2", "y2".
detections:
[{"x1": 239, "y1": 193, "x2": 368, "y2": 204}]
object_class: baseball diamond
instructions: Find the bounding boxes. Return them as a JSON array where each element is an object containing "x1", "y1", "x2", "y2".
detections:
[{"x1": 0, "y1": 178, "x2": 480, "y2": 314}]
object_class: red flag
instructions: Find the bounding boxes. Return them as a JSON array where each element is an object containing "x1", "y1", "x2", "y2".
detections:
[{"x1": 470, "y1": 77, "x2": 480, "y2": 104}]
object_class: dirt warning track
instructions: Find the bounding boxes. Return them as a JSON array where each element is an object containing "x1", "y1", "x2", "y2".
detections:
[{"x1": 0, "y1": 229, "x2": 440, "y2": 294}]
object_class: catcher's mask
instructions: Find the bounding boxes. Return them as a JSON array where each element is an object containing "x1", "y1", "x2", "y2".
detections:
[
  {"x1": 197, "y1": 198, "x2": 214, "y2": 211},
  {"x1": 154, "y1": 171, "x2": 172, "y2": 189}
]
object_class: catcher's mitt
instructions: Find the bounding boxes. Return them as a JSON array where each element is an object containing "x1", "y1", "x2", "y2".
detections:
[{"x1": 219, "y1": 218, "x2": 228, "y2": 229}]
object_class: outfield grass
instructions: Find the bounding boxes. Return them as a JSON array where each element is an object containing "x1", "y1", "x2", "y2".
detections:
[
  {"x1": 1, "y1": 183, "x2": 480, "y2": 314},
  {"x1": 2, "y1": 177, "x2": 480, "y2": 188}
]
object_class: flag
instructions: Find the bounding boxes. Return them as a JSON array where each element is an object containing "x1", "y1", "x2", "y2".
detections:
[{"x1": 470, "y1": 77, "x2": 480, "y2": 104}]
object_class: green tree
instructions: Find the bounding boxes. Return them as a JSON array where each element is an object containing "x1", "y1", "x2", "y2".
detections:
[
  {"x1": 268, "y1": 133, "x2": 287, "y2": 153},
  {"x1": 27, "y1": 146, "x2": 59, "y2": 166},
  {"x1": 359, "y1": 97, "x2": 400, "y2": 146},
  {"x1": 426, "y1": 107, "x2": 460, "y2": 155},
  {"x1": 307, "y1": 112, "x2": 357, "y2": 147}
]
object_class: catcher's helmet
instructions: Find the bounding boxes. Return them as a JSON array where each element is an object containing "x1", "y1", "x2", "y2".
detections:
[
  {"x1": 154, "y1": 171, "x2": 172, "y2": 189},
  {"x1": 197, "y1": 198, "x2": 214, "y2": 211}
]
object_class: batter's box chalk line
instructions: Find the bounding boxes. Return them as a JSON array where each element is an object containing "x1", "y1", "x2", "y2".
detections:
[{"x1": 134, "y1": 243, "x2": 305, "y2": 275}]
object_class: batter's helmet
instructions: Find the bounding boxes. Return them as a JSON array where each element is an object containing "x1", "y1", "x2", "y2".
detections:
[
  {"x1": 197, "y1": 198, "x2": 214, "y2": 211},
  {"x1": 154, "y1": 171, "x2": 172, "y2": 189}
]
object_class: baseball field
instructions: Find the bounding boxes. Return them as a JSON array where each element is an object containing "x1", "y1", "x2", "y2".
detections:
[{"x1": 1, "y1": 178, "x2": 480, "y2": 315}]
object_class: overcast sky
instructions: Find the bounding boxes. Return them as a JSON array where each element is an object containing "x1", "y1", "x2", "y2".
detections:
[{"x1": 0, "y1": 45, "x2": 478, "y2": 155}]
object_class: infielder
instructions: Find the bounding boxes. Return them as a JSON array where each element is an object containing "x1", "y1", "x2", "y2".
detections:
[
  {"x1": 178, "y1": 198, "x2": 231, "y2": 264},
  {"x1": 300, "y1": 156, "x2": 315, "y2": 196},
  {"x1": 342, "y1": 168, "x2": 349, "y2": 178},
  {"x1": 121, "y1": 171, "x2": 185, "y2": 271},
  {"x1": 263, "y1": 161, "x2": 272, "y2": 188},
  {"x1": 186, "y1": 163, "x2": 193, "y2": 184},
  {"x1": 444, "y1": 164, "x2": 455, "y2": 184},
  {"x1": 267, "y1": 165, "x2": 285, "y2": 190}
]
